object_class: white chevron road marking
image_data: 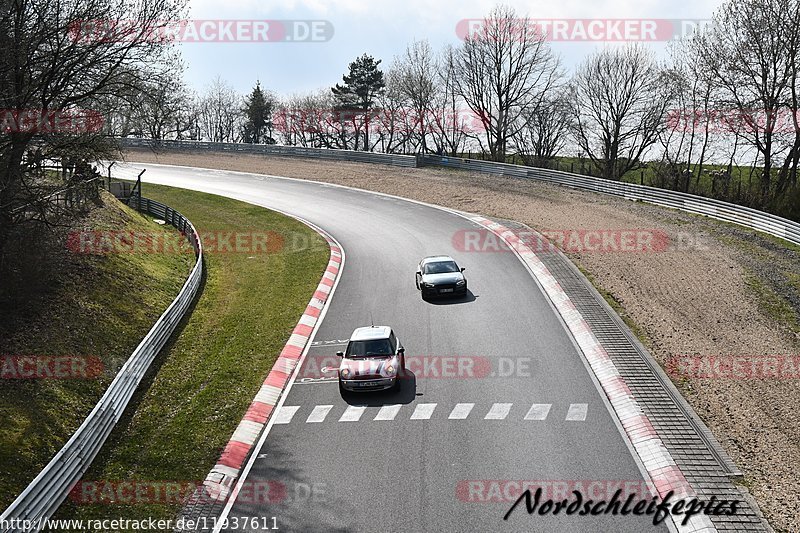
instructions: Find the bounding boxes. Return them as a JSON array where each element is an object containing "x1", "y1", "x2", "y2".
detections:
[
  {"x1": 273, "y1": 405, "x2": 301, "y2": 425},
  {"x1": 484, "y1": 403, "x2": 513, "y2": 420},
  {"x1": 410, "y1": 403, "x2": 437, "y2": 420},
  {"x1": 306, "y1": 405, "x2": 334, "y2": 423},
  {"x1": 524, "y1": 404, "x2": 552, "y2": 420},
  {"x1": 566, "y1": 403, "x2": 588, "y2": 421},
  {"x1": 273, "y1": 403, "x2": 591, "y2": 424},
  {"x1": 339, "y1": 405, "x2": 367, "y2": 422},
  {"x1": 374, "y1": 404, "x2": 403, "y2": 421},
  {"x1": 448, "y1": 403, "x2": 475, "y2": 420}
]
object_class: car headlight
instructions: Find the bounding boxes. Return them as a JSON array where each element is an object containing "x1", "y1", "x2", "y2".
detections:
[
  {"x1": 456, "y1": 279, "x2": 466, "y2": 286},
  {"x1": 422, "y1": 282, "x2": 434, "y2": 288},
  {"x1": 384, "y1": 364, "x2": 397, "y2": 377},
  {"x1": 340, "y1": 368, "x2": 351, "y2": 379}
]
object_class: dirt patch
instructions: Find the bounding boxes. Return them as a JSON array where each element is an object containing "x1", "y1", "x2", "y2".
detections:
[{"x1": 123, "y1": 148, "x2": 800, "y2": 532}]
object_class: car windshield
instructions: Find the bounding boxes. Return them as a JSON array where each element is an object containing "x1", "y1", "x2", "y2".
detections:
[
  {"x1": 346, "y1": 339, "x2": 393, "y2": 358},
  {"x1": 423, "y1": 261, "x2": 459, "y2": 275}
]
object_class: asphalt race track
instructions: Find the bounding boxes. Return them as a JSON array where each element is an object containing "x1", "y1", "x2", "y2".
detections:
[{"x1": 113, "y1": 162, "x2": 668, "y2": 533}]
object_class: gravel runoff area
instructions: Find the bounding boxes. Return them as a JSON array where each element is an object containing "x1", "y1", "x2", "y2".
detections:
[{"x1": 124, "y1": 148, "x2": 800, "y2": 533}]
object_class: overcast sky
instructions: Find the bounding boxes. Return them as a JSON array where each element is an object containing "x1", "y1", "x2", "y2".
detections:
[{"x1": 180, "y1": 0, "x2": 726, "y2": 97}]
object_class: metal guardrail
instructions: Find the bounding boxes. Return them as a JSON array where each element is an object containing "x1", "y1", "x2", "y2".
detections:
[
  {"x1": 419, "y1": 154, "x2": 800, "y2": 248},
  {"x1": 120, "y1": 138, "x2": 800, "y2": 248},
  {"x1": 0, "y1": 196, "x2": 203, "y2": 533},
  {"x1": 120, "y1": 137, "x2": 418, "y2": 168}
]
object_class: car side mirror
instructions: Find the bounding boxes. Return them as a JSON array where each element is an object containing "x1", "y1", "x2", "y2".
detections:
[
  {"x1": 397, "y1": 348, "x2": 405, "y2": 355},
  {"x1": 460, "y1": 267, "x2": 466, "y2": 272},
  {"x1": 336, "y1": 351, "x2": 344, "y2": 358}
]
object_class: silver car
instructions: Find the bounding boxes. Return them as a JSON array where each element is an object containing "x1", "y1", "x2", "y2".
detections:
[{"x1": 337, "y1": 326, "x2": 405, "y2": 392}]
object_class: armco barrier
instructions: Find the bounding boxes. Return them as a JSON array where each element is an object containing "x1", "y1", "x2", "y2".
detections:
[
  {"x1": 0, "y1": 196, "x2": 203, "y2": 533},
  {"x1": 419, "y1": 154, "x2": 800, "y2": 248},
  {"x1": 120, "y1": 137, "x2": 418, "y2": 168},
  {"x1": 119, "y1": 138, "x2": 800, "y2": 249}
]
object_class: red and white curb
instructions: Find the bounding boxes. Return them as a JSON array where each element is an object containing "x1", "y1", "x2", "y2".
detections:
[
  {"x1": 469, "y1": 215, "x2": 716, "y2": 533},
  {"x1": 189, "y1": 232, "x2": 343, "y2": 512}
]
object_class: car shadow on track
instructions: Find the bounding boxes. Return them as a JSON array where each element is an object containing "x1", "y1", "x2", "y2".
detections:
[
  {"x1": 423, "y1": 289, "x2": 478, "y2": 305},
  {"x1": 339, "y1": 369, "x2": 418, "y2": 406}
]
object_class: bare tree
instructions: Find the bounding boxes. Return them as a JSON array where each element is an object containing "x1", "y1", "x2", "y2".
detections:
[
  {"x1": 569, "y1": 45, "x2": 671, "y2": 180},
  {"x1": 0, "y1": 0, "x2": 185, "y2": 254},
  {"x1": 275, "y1": 90, "x2": 352, "y2": 149},
  {"x1": 513, "y1": 95, "x2": 572, "y2": 168},
  {"x1": 430, "y1": 45, "x2": 468, "y2": 156},
  {"x1": 394, "y1": 40, "x2": 438, "y2": 153},
  {"x1": 375, "y1": 68, "x2": 415, "y2": 153},
  {"x1": 198, "y1": 77, "x2": 243, "y2": 143},
  {"x1": 656, "y1": 39, "x2": 721, "y2": 192},
  {"x1": 452, "y1": 5, "x2": 562, "y2": 162},
  {"x1": 694, "y1": 0, "x2": 800, "y2": 203},
  {"x1": 132, "y1": 78, "x2": 193, "y2": 141}
]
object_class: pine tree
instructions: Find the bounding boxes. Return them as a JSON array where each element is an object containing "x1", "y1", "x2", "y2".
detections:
[
  {"x1": 243, "y1": 81, "x2": 273, "y2": 144},
  {"x1": 332, "y1": 54, "x2": 385, "y2": 151}
]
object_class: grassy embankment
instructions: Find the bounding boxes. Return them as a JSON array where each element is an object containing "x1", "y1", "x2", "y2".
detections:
[
  {"x1": 0, "y1": 191, "x2": 193, "y2": 507},
  {"x1": 54, "y1": 183, "x2": 330, "y2": 523}
]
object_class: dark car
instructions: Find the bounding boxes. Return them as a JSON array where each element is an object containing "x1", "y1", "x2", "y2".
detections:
[
  {"x1": 415, "y1": 255, "x2": 467, "y2": 299},
  {"x1": 337, "y1": 326, "x2": 405, "y2": 392}
]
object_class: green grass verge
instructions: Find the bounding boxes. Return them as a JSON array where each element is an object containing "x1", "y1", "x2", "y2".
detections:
[
  {"x1": 0, "y1": 191, "x2": 193, "y2": 508},
  {"x1": 55, "y1": 183, "x2": 329, "y2": 524},
  {"x1": 744, "y1": 271, "x2": 800, "y2": 337}
]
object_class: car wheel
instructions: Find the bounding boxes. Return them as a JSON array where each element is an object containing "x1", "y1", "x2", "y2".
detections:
[{"x1": 339, "y1": 380, "x2": 346, "y2": 395}]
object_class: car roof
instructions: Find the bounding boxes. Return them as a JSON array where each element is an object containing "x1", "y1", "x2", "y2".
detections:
[
  {"x1": 420, "y1": 255, "x2": 456, "y2": 265},
  {"x1": 350, "y1": 325, "x2": 393, "y2": 341}
]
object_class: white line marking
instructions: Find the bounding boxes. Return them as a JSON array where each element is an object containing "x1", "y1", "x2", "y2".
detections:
[
  {"x1": 485, "y1": 403, "x2": 513, "y2": 420},
  {"x1": 306, "y1": 405, "x2": 333, "y2": 423},
  {"x1": 374, "y1": 405, "x2": 402, "y2": 421},
  {"x1": 410, "y1": 403, "x2": 437, "y2": 420},
  {"x1": 524, "y1": 404, "x2": 552, "y2": 420},
  {"x1": 339, "y1": 405, "x2": 367, "y2": 422},
  {"x1": 448, "y1": 403, "x2": 475, "y2": 420},
  {"x1": 272, "y1": 406, "x2": 300, "y2": 425},
  {"x1": 566, "y1": 403, "x2": 588, "y2": 421}
]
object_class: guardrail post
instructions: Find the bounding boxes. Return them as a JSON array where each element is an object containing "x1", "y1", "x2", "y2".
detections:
[
  {"x1": 134, "y1": 169, "x2": 146, "y2": 212},
  {"x1": 107, "y1": 161, "x2": 116, "y2": 191}
]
